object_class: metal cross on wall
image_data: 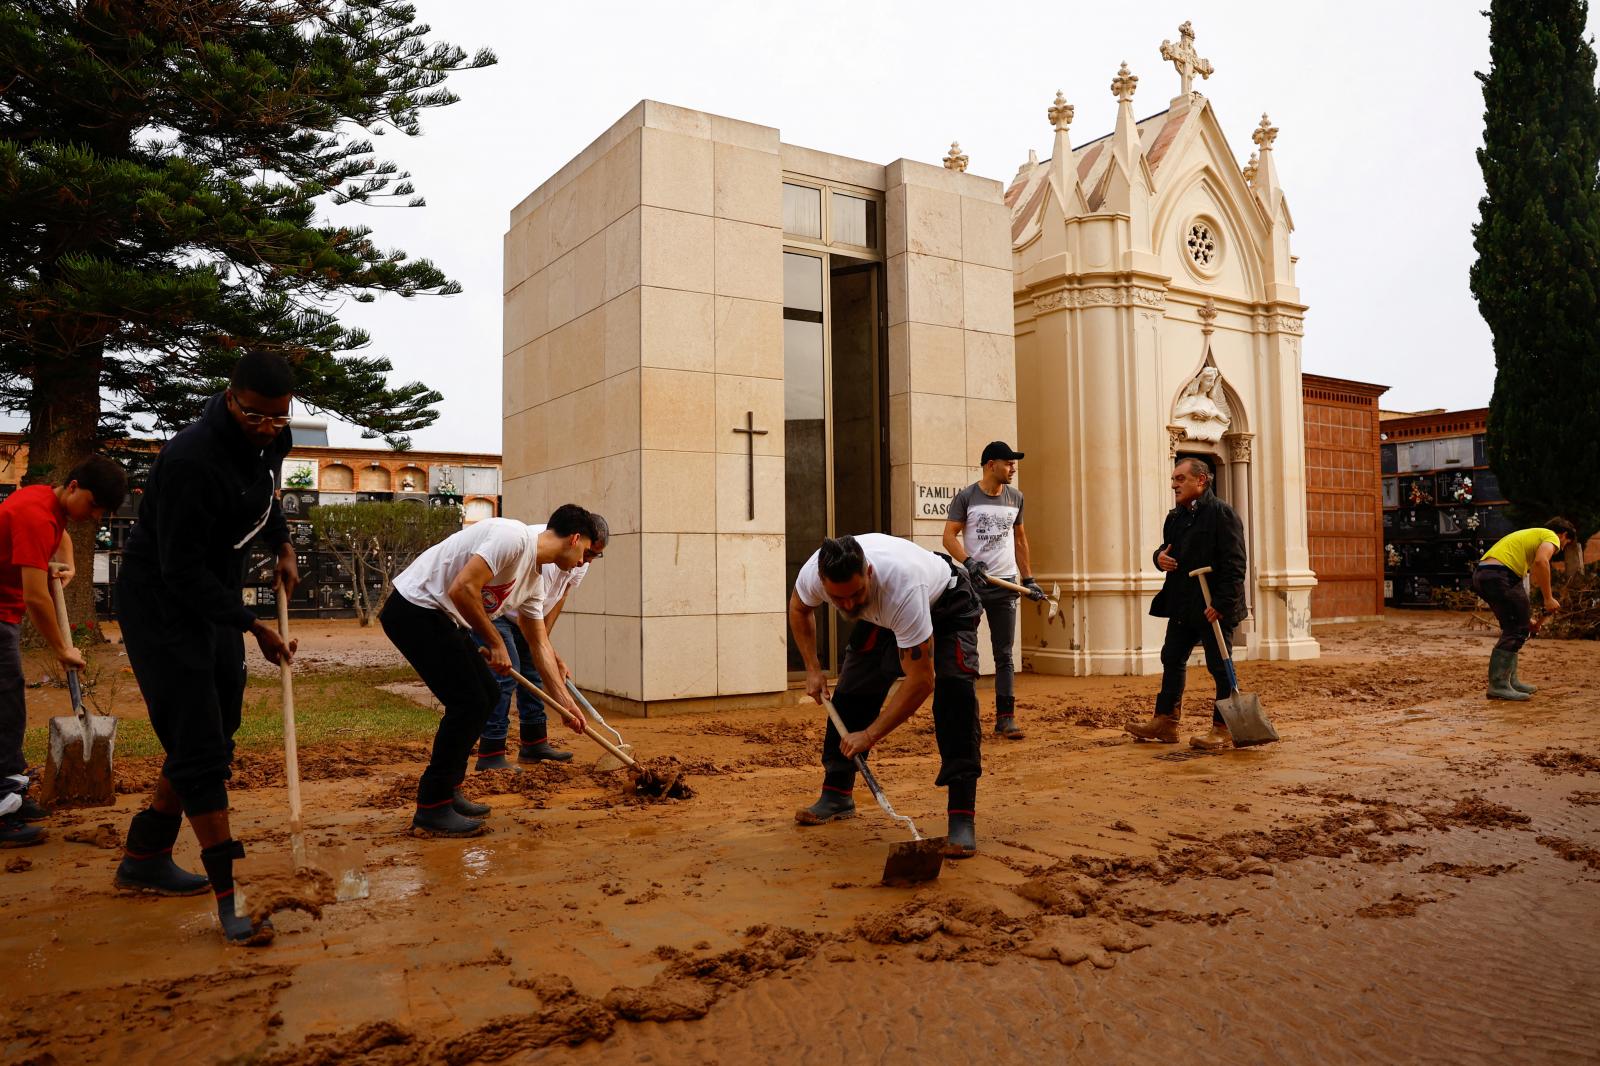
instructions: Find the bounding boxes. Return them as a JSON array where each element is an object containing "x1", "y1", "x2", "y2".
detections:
[{"x1": 732, "y1": 410, "x2": 768, "y2": 521}]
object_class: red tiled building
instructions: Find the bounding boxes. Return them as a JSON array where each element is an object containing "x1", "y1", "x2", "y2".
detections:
[{"x1": 1302, "y1": 374, "x2": 1388, "y2": 621}]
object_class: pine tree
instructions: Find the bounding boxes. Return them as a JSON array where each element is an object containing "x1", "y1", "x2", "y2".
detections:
[{"x1": 1471, "y1": 0, "x2": 1600, "y2": 535}]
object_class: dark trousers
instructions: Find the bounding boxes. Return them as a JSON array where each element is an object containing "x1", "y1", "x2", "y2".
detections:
[
  {"x1": 472, "y1": 616, "x2": 549, "y2": 748},
  {"x1": 1155, "y1": 616, "x2": 1231, "y2": 726},
  {"x1": 379, "y1": 593, "x2": 499, "y2": 805},
  {"x1": 824, "y1": 562, "x2": 984, "y2": 805},
  {"x1": 0, "y1": 621, "x2": 24, "y2": 796},
  {"x1": 977, "y1": 582, "x2": 1018, "y2": 716},
  {"x1": 1471, "y1": 564, "x2": 1529, "y2": 653}
]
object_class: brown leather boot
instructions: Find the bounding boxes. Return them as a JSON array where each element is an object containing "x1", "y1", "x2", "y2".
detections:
[
  {"x1": 1190, "y1": 725, "x2": 1232, "y2": 750},
  {"x1": 1125, "y1": 715, "x2": 1179, "y2": 743}
]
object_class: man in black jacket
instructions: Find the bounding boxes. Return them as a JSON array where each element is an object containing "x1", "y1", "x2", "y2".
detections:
[
  {"x1": 115, "y1": 352, "x2": 298, "y2": 946},
  {"x1": 1126, "y1": 457, "x2": 1248, "y2": 750}
]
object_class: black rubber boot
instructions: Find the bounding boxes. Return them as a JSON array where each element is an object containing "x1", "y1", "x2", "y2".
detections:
[
  {"x1": 795, "y1": 783, "x2": 857, "y2": 825},
  {"x1": 452, "y1": 789, "x2": 490, "y2": 818},
  {"x1": 0, "y1": 813, "x2": 43, "y2": 848},
  {"x1": 518, "y1": 740, "x2": 573, "y2": 763},
  {"x1": 115, "y1": 808, "x2": 210, "y2": 896},
  {"x1": 474, "y1": 742, "x2": 518, "y2": 773},
  {"x1": 942, "y1": 780, "x2": 977, "y2": 858},
  {"x1": 412, "y1": 797, "x2": 486, "y2": 837},
  {"x1": 199, "y1": 840, "x2": 273, "y2": 945},
  {"x1": 994, "y1": 714, "x2": 1025, "y2": 740},
  {"x1": 16, "y1": 795, "x2": 46, "y2": 822}
]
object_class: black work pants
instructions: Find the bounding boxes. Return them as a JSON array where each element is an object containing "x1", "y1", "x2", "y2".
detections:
[
  {"x1": 1471, "y1": 564, "x2": 1529, "y2": 653},
  {"x1": 0, "y1": 621, "x2": 24, "y2": 793},
  {"x1": 1155, "y1": 616, "x2": 1231, "y2": 726},
  {"x1": 379, "y1": 592, "x2": 499, "y2": 805}
]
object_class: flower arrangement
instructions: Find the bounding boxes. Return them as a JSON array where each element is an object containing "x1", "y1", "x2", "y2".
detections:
[{"x1": 284, "y1": 464, "x2": 315, "y2": 489}]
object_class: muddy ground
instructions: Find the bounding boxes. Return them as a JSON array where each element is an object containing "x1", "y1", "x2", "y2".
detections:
[{"x1": 3, "y1": 612, "x2": 1598, "y2": 1065}]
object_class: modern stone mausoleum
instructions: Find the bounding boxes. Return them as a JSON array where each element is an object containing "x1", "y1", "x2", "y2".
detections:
[{"x1": 501, "y1": 100, "x2": 1018, "y2": 711}]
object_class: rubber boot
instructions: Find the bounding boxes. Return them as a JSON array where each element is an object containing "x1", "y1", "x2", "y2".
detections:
[
  {"x1": 795, "y1": 782, "x2": 856, "y2": 825},
  {"x1": 199, "y1": 840, "x2": 273, "y2": 945},
  {"x1": 115, "y1": 808, "x2": 210, "y2": 896},
  {"x1": 1190, "y1": 724, "x2": 1232, "y2": 750},
  {"x1": 1508, "y1": 653, "x2": 1537, "y2": 695},
  {"x1": 1487, "y1": 648, "x2": 1530, "y2": 701},
  {"x1": 942, "y1": 781, "x2": 977, "y2": 858},
  {"x1": 994, "y1": 714, "x2": 1025, "y2": 740},
  {"x1": 452, "y1": 789, "x2": 490, "y2": 818},
  {"x1": 1125, "y1": 714, "x2": 1180, "y2": 743},
  {"x1": 518, "y1": 739, "x2": 574, "y2": 764},
  {"x1": 474, "y1": 742, "x2": 518, "y2": 773},
  {"x1": 412, "y1": 796, "x2": 486, "y2": 837}
]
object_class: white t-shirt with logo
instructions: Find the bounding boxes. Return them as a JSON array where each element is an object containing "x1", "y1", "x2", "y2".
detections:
[
  {"x1": 393, "y1": 517, "x2": 545, "y2": 627},
  {"x1": 793, "y1": 533, "x2": 953, "y2": 648},
  {"x1": 947, "y1": 483, "x2": 1024, "y2": 578}
]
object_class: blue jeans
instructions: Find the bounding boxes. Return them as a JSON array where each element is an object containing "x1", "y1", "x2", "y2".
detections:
[{"x1": 472, "y1": 616, "x2": 548, "y2": 751}]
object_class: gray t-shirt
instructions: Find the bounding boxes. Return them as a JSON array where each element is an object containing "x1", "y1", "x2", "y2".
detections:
[{"x1": 948, "y1": 483, "x2": 1024, "y2": 578}]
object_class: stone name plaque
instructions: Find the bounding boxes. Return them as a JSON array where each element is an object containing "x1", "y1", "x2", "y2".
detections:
[{"x1": 914, "y1": 482, "x2": 963, "y2": 520}]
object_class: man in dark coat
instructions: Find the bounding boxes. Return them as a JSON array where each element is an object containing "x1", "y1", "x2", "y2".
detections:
[{"x1": 1126, "y1": 457, "x2": 1248, "y2": 750}]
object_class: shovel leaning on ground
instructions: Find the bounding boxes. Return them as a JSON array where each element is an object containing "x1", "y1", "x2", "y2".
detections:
[
  {"x1": 984, "y1": 574, "x2": 1065, "y2": 627},
  {"x1": 507, "y1": 667, "x2": 638, "y2": 770},
  {"x1": 566, "y1": 678, "x2": 635, "y2": 771},
  {"x1": 1189, "y1": 567, "x2": 1280, "y2": 747},
  {"x1": 39, "y1": 569, "x2": 116, "y2": 807},
  {"x1": 821, "y1": 697, "x2": 945, "y2": 886}
]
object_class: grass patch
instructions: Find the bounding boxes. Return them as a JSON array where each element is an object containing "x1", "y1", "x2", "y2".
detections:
[{"x1": 23, "y1": 665, "x2": 439, "y2": 764}]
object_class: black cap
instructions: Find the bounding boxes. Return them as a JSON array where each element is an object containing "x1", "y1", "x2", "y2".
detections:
[{"x1": 981, "y1": 441, "x2": 1025, "y2": 464}]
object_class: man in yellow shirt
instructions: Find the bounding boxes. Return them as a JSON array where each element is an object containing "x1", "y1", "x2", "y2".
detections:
[{"x1": 1471, "y1": 517, "x2": 1578, "y2": 700}]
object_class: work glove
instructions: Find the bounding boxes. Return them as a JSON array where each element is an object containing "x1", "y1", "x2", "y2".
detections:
[
  {"x1": 1021, "y1": 577, "x2": 1047, "y2": 602},
  {"x1": 964, "y1": 557, "x2": 988, "y2": 585}
]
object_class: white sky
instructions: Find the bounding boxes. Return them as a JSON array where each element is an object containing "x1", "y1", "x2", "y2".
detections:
[{"x1": 47, "y1": 1, "x2": 1600, "y2": 451}]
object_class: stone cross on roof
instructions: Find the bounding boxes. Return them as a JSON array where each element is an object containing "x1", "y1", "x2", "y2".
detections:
[
  {"x1": 1048, "y1": 90, "x2": 1074, "y2": 133},
  {"x1": 1110, "y1": 62, "x2": 1138, "y2": 103},
  {"x1": 943, "y1": 141, "x2": 969, "y2": 172},
  {"x1": 1253, "y1": 113, "x2": 1279, "y2": 150},
  {"x1": 1159, "y1": 20, "x2": 1214, "y2": 96}
]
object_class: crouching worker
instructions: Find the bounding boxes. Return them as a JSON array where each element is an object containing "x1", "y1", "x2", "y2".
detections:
[
  {"x1": 1473, "y1": 518, "x2": 1578, "y2": 700},
  {"x1": 382, "y1": 505, "x2": 595, "y2": 836},
  {"x1": 788, "y1": 534, "x2": 984, "y2": 858},
  {"x1": 116, "y1": 352, "x2": 300, "y2": 945}
]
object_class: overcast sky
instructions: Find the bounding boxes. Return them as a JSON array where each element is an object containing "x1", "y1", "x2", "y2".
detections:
[{"x1": 95, "y1": 2, "x2": 1600, "y2": 450}]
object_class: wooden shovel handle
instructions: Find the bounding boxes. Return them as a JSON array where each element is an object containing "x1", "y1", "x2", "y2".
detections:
[
  {"x1": 276, "y1": 581, "x2": 305, "y2": 850},
  {"x1": 984, "y1": 575, "x2": 1031, "y2": 596},
  {"x1": 507, "y1": 667, "x2": 637, "y2": 769},
  {"x1": 1189, "y1": 569, "x2": 1237, "y2": 670},
  {"x1": 48, "y1": 572, "x2": 73, "y2": 646}
]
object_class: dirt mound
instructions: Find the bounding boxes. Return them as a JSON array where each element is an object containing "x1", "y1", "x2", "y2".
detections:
[
  {"x1": 6, "y1": 856, "x2": 32, "y2": 872},
  {"x1": 1568, "y1": 791, "x2": 1600, "y2": 806},
  {"x1": 361, "y1": 762, "x2": 577, "y2": 810},
  {"x1": 1427, "y1": 795, "x2": 1531, "y2": 829},
  {"x1": 1018, "y1": 918, "x2": 1151, "y2": 968},
  {"x1": 246, "y1": 867, "x2": 336, "y2": 923},
  {"x1": 1356, "y1": 892, "x2": 1443, "y2": 919},
  {"x1": 627, "y1": 758, "x2": 694, "y2": 802},
  {"x1": 855, "y1": 895, "x2": 1017, "y2": 945},
  {"x1": 604, "y1": 925, "x2": 823, "y2": 1022},
  {"x1": 1420, "y1": 862, "x2": 1519, "y2": 880},
  {"x1": 1532, "y1": 748, "x2": 1600, "y2": 775},
  {"x1": 63, "y1": 822, "x2": 121, "y2": 848},
  {"x1": 1536, "y1": 835, "x2": 1600, "y2": 870},
  {"x1": 116, "y1": 741, "x2": 435, "y2": 796}
]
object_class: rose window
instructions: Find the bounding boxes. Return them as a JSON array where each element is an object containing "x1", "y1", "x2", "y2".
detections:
[{"x1": 1186, "y1": 222, "x2": 1217, "y2": 267}]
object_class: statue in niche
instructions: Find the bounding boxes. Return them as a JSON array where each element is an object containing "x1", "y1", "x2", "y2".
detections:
[
  {"x1": 401, "y1": 474, "x2": 417, "y2": 492},
  {"x1": 1173, "y1": 366, "x2": 1232, "y2": 442}
]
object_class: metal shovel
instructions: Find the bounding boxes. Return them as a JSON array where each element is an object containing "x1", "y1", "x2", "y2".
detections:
[
  {"x1": 822, "y1": 698, "x2": 944, "y2": 886},
  {"x1": 39, "y1": 570, "x2": 116, "y2": 807},
  {"x1": 566, "y1": 678, "x2": 635, "y2": 772},
  {"x1": 1189, "y1": 567, "x2": 1280, "y2": 746}
]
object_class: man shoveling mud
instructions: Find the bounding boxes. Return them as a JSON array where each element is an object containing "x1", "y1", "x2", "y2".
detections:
[
  {"x1": 1472, "y1": 518, "x2": 1578, "y2": 700},
  {"x1": 115, "y1": 353, "x2": 300, "y2": 945},
  {"x1": 382, "y1": 505, "x2": 595, "y2": 836},
  {"x1": 472, "y1": 514, "x2": 609, "y2": 771},
  {"x1": 1126, "y1": 457, "x2": 1247, "y2": 750},
  {"x1": 789, "y1": 535, "x2": 985, "y2": 857}
]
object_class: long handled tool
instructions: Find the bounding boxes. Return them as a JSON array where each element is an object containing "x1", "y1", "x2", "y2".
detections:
[
  {"x1": 984, "y1": 573, "x2": 1065, "y2": 627},
  {"x1": 566, "y1": 678, "x2": 635, "y2": 772},
  {"x1": 39, "y1": 569, "x2": 116, "y2": 806},
  {"x1": 509, "y1": 668, "x2": 638, "y2": 770},
  {"x1": 821, "y1": 698, "x2": 944, "y2": 886},
  {"x1": 1189, "y1": 567, "x2": 1279, "y2": 746}
]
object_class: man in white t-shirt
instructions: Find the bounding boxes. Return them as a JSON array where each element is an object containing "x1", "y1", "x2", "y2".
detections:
[
  {"x1": 381, "y1": 504, "x2": 597, "y2": 836},
  {"x1": 943, "y1": 441, "x2": 1046, "y2": 741},
  {"x1": 473, "y1": 515, "x2": 609, "y2": 770},
  {"x1": 788, "y1": 533, "x2": 985, "y2": 857}
]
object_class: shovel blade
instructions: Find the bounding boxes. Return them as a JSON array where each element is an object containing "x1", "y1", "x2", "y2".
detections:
[
  {"x1": 40, "y1": 715, "x2": 116, "y2": 807},
  {"x1": 881, "y1": 837, "x2": 946, "y2": 886},
  {"x1": 1216, "y1": 692, "x2": 1279, "y2": 747},
  {"x1": 593, "y1": 743, "x2": 635, "y2": 773}
]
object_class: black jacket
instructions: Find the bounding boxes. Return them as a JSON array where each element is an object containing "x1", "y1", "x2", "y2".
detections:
[
  {"x1": 120, "y1": 393, "x2": 291, "y2": 632},
  {"x1": 1149, "y1": 490, "x2": 1248, "y2": 628}
]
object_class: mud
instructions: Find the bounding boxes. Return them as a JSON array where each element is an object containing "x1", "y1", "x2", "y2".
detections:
[
  {"x1": 1356, "y1": 892, "x2": 1445, "y2": 919},
  {"x1": 245, "y1": 867, "x2": 338, "y2": 923},
  {"x1": 6, "y1": 855, "x2": 32, "y2": 872},
  {"x1": 1535, "y1": 835, "x2": 1600, "y2": 871},
  {"x1": 115, "y1": 741, "x2": 435, "y2": 796},
  {"x1": 625, "y1": 756, "x2": 694, "y2": 801},
  {"x1": 1531, "y1": 748, "x2": 1600, "y2": 775},
  {"x1": 62, "y1": 822, "x2": 121, "y2": 848}
]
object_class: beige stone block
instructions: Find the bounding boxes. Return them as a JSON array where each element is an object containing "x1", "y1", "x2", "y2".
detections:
[
  {"x1": 965, "y1": 398, "x2": 1018, "y2": 462},
  {"x1": 549, "y1": 612, "x2": 577, "y2": 666},
  {"x1": 571, "y1": 308, "x2": 609, "y2": 392},
  {"x1": 716, "y1": 534, "x2": 785, "y2": 614},
  {"x1": 714, "y1": 220, "x2": 782, "y2": 302},
  {"x1": 600, "y1": 450, "x2": 641, "y2": 535},
  {"x1": 906, "y1": 253, "x2": 963, "y2": 328},
  {"x1": 886, "y1": 322, "x2": 909, "y2": 396},
  {"x1": 500, "y1": 473, "x2": 543, "y2": 526},
  {"x1": 547, "y1": 181, "x2": 581, "y2": 260},
  {"x1": 520, "y1": 407, "x2": 547, "y2": 475},
  {"x1": 889, "y1": 464, "x2": 912, "y2": 536},
  {"x1": 575, "y1": 232, "x2": 606, "y2": 317},
  {"x1": 604, "y1": 614, "x2": 643, "y2": 701},
  {"x1": 885, "y1": 184, "x2": 906, "y2": 259},
  {"x1": 642, "y1": 101, "x2": 713, "y2": 139},
  {"x1": 888, "y1": 392, "x2": 910, "y2": 466},
  {"x1": 714, "y1": 376, "x2": 784, "y2": 455},
  {"x1": 603, "y1": 208, "x2": 640, "y2": 304},
  {"x1": 601, "y1": 128, "x2": 642, "y2": 227},
  {"x1": 714, "y1": 297, "x2": 782, "y2": 379},
  {"x1": 546, "y1": 252, "x2": 576, "y2": 331},
  {"x1": 503, "y1": 273, "x2": 545, "y2": 355},
  {"x1": 640, "y1": 207, "x2": 714, "y2": 293},
  {"x1": 713, "y1": 143, "x2": 781, "y2": 227},
  {"x1": 910, "y1": 392, "x2": 968, "y2": 468},
  {"x1": 961, "y1": 197, "x2": 1014, "y2": 271},
  {"x1": 573, "y1": 164, "x2": 605, "y2": 251},
  {"x1": 640, "y1": 615, "x2": 718, "y2": 701},
  {"x1": 522, "y1": 336, "x2": 550, "y2": 411},
  {"x1": 601, "y1": 532, "x2": 641, "y2": 616},
  {"x1": 499, "y1": 407, "x2": 525, "y2": 474},
  {"x1": 903, "y1": 184, "x2": 963, "y2": 260},
  {"x1": 906, "y1": 322, "x2": 965, "y2": 397},
  {"x1": 715, "y1": 452, "x2": 784, "y2": 533},
  {"x1": 570, "y1": 381, "x2": 606, "y2": 464},
  {"x1": 639, "y1": 287, "x2": 714, "y2": 371},
  {"x1": 503, "y1": 346, "x2": 526, "y2": 419},
  {"x1": 603, "y1": 287, "x2": 641, "y2": 379},
  {"x1": 603, "y1": 368, "x2": 640, "y2": 457},
  {"x1": 544, "y1": 462, "x2": 575, "y2": 512},
  {"x1": 717, "y1": 612, "x2": 787, "y2": 696},
  {"x1": 886, "y1": 253, "x2": 909, "y2": 327},
  {"x1": 640, "y1": 128, "x2": 714, "y2": 216},
  {"x1": 504, "y1": 208, "x2": 549, "y2": 288},
  {"x1": 641, "y1": 533, "x2": 718, "y2": 616},
  {"x1": 572, "y1": 613, "x2": 608, "y2": 692},
  {"x1": 542, "y1": 395, "x2": 575, "y2": 468},
  {"x1": 964, "y1": 331, "x2": 1015, "y2": 402},
  {"x1": 962, "y1": 264, "x2": 1013, "y2": 336},
  {"x1": 640, "y1": 450, "x2": 716, "y2": 532},
  {"x1": 710, "y1": 114, "x2": 780, "y2": 153},
  {"x1": 779, "y1": 144, "x2": 886, "y2": 192},
  {"x1": 640, "y1": 367, "x2": 714, "y2": 452}
]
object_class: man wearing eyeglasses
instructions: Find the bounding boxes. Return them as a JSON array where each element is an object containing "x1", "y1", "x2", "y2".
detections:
[{"x1": 114, "y1": 352, "x2": 300, "y2": 946}]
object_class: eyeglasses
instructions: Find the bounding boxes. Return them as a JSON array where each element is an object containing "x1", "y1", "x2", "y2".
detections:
[
  {"x1": 584, "y1": 548, "x2": 605, "y2": 561},
  {"x1": 228, "y1": 390, "x2": 292, "y2": 429}
]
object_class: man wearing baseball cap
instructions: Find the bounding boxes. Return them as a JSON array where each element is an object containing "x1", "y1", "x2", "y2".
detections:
[{"x1": 943, "y1": 441, "x2": 1046, "y2": 740}]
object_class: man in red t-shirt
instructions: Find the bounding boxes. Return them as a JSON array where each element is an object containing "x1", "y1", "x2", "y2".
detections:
[{"x1": 0, "y1": 457, "x2": 127, "y2": 847}]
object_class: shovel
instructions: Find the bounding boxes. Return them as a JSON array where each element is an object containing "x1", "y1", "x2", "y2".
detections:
[
  {"x1": 39, "y1": 569, "x2": 116, "y2": 807},
  {"x1": 566, "y1": 678, "x2": 635, "y2": 772},
  {"x1": 508, "y1": 667, "x2": 638, "y2": 771},
  {"x1": 821, "y1": 698, "x2": 944, "y2": 886},
  {"x1": 984, "y1": 574, "x2": 1065, "y2": 628},
  {"x1": 1189, "y1": 567, "x2": 1280, "y2": 746}
]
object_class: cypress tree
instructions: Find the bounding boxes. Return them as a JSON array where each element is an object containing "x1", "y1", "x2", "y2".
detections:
[{"x1": 1470, "y1": 0, "x2": 1600, "y2": 535}]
